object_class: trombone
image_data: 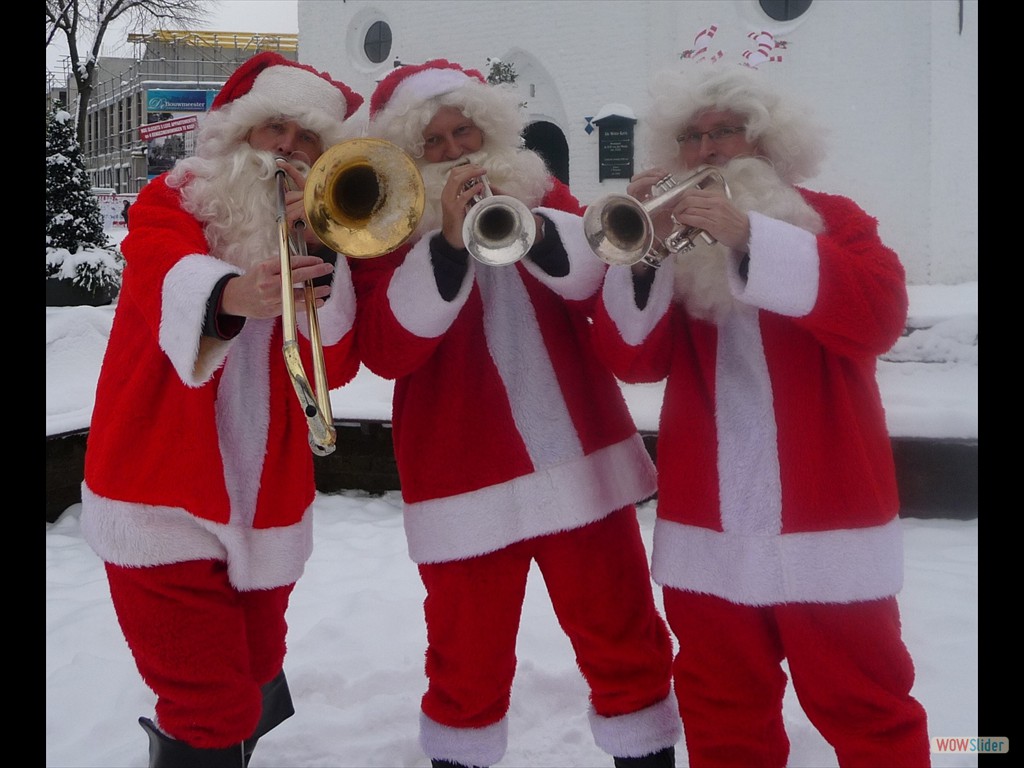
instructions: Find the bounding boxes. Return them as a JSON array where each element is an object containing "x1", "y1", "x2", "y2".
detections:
[{"x1": 277, "y1": 138, "x2": 425, "y2": 456}]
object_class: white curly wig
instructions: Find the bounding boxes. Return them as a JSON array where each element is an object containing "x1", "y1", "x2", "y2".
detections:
[{"x1": 642, "y1": 65, "x2": 826, "y2": 185}]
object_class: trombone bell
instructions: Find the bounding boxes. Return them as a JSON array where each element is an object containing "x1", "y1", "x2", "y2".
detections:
[
  {"x1": 279, "y1": 138, "x2": 424, "y2": 455},
  {"x1": 303, "y1": 138, "x2": 426, "y2": 259}
]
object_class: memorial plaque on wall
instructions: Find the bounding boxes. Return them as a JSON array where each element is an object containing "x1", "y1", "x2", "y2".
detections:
[{"x1": 595, "y1": 115, "x2": 636, "y2": 181}]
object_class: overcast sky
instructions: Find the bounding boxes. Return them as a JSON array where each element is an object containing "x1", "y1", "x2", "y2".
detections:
[{"x1": 46, "y1": 0, "x2": 298, "y2": 75}]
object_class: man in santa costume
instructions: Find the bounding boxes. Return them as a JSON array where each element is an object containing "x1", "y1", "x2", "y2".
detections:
[
  {"x1": 353, "y1": 59, "x2": 681, "y2": 768},
  {"x1": 80, "y1": 51, "x2": 364, "y2": 767},
  {"x1": 591, "y1": 65, "x2": 931, "y2": 767}
]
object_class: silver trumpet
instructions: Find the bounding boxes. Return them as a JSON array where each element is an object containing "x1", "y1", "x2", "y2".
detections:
[
  {"x1": 583, "y1": 166, "x2": 731, "y2": 268},
  {"x1": 457, "y1": 163, "x2": 536, "y2": 266}
]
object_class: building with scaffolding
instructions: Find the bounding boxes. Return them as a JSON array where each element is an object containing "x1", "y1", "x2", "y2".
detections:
[{"x1": 54, "y1": 30, "x2": 298, "y2": 194}]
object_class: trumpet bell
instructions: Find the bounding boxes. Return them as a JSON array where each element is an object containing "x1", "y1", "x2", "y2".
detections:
[
  {"x1": 582, "y1": 194, "x2": 655, "y2": 266},
  {"x1": 583, "y1": 167, "x2": 730, "y2": 268},
  {"x1": 303, "y1": 138, "x2": 425, "y2": 259},
  {"x1": 463, "y1": 194, "x2": 537, "y2": 266}
]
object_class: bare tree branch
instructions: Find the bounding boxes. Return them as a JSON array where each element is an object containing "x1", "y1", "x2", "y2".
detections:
[{"x1": 46, "y1": 0, "x2": 212, "y2": 145}]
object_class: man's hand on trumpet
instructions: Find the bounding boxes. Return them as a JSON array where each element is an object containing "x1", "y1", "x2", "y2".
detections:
[
  {"x1": 626, "y1": 167, "x2": 670, "y2": 201},
  {"x1": 441, "y1": 162, "x2": 545, "y2": 252},
  {"x1": 628, "y1": 166, "x2": 750, "y2": 252},
  {"x1": 626, "y1": 167, "x2": 677, "y2": 250},
  {"x1": 667, "y1": 184, "x2": 749, "y2": 252},
  {"x1": 440, "y1": 161, "x2": 485, "y2": 250}
]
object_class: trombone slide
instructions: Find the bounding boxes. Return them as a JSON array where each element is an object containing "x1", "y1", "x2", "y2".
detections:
[{"x1": 277, "y1": 168, "x2": 337, "y2": 457}]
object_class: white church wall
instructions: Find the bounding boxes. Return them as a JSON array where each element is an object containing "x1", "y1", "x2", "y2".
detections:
[
  {"x1": 928, "y1": 0, "x2": 978, "y2": 285},
  {"x1": 299, "y1": 0, "x2": 977, "y2": 286}
]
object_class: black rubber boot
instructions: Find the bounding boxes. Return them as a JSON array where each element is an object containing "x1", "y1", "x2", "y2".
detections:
[
  {"x1": 613, "y1": 745, "x2": 676, "y2": 768},
  {"x1": 243, "y1": 670, "x2": 296, "y2": 766},
  {"x1": 139, "y1": 717, "x2": 245, "y2": 767}
]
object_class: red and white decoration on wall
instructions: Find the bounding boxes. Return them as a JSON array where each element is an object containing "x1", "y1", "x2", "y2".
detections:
[{"x1": 680, "y1": 25, "x2": 788, "y2": 69}]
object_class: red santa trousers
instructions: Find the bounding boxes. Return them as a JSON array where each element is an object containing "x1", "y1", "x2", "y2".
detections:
[
  {"x1": 417, "y1": 506, "x2": 673, "y2": 729},
  {"x1": 663, "y1": 588, "x2": 930, "y2": 768},
  {"x1": 104, "y1": 560, "x2": 295, "y2": 749}
]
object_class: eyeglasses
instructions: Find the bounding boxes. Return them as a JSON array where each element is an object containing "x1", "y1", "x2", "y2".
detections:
[{"x1": 675, "y1": 126, "x2": 746, "y2": 147}]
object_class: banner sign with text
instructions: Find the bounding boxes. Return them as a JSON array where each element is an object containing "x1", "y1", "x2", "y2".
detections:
[{"x1": 138, "y1": 115, "x2": 199, "y2": 141}]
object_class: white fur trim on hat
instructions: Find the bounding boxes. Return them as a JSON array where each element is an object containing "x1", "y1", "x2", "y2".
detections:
[
  {"x1": 368, "y1": 59, "x2": 490, "y2": 143},
  {"x1": 251, "y1": 65, "x2": 349, "y2": 122},
  {"x1": 392, "y1": 68, "x2": 475, "y2": 107},
  {"x1": 371, "y1": 70, "x2": 480, "y2": 140},
  {"x1": 228, "y1": 65, "x2": 351, "y2": 146},
  {"x1": 224, "y1": 72, "x2": 349, "y2": 147}
]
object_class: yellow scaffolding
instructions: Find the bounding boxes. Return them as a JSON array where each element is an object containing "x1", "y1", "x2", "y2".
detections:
[{"x1": 127, "y1": 30, "x2": 298, "y2": 53}]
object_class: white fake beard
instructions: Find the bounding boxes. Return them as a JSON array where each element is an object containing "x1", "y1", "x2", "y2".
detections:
[
  {"x1": 178, "y1": 145, "x2": 298, "y2": 271},
  {"x1": 671, "y1": 156, "x2": 824, "y2": 324},
  {"x1": 415, "y1": 147, "x2": 550, "y2": 239}
]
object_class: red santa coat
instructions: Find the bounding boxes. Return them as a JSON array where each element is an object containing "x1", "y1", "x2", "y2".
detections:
[
  {"x1": 593, "y1": 189, "x2": 907, "y2": 605},
  {"x1": 353, "y1": 180, "x2": 657, "y2": 564},
  {"x1": 81, "y1": 174, "x2": 359, "y2": 590}
]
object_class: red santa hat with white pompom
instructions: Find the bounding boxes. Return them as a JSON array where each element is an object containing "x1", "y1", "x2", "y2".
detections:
[{"x1": 209, "y1": 51, "x2": 363, "y2": 147}]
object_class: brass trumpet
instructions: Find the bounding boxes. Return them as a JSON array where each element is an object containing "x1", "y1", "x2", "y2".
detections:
[
  {"x1": 583, "y1": 167, "x2": 731, "y2": 268},
  {"x1": 277, "y1": 138, "x2": 425, "y2": 456},
  {"x1": 457, "y1": 163, "x2": 536, "y2": 266}
]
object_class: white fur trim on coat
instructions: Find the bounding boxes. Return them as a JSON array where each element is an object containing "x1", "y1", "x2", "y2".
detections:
[
  {"x1": 713, "y1": 303, "x2": 783, "y2": 535},
  {"x1": 730, "y1": 211, "x2": 820, "y2": 317},
  {"x1": 297, "y1": 254, "x2": 356, "y2": 345},
  {"x1": 404, "y1": 435, "x2": 656, "y2": 563},
  {"x1": 520, "y1": 207, "x2": 607, "y2": 301},
  {"x1": 80, "y1": 483, "x2": 314, "y2": 591},
  {"x1": 215, "y1": 319, "x2": 274, "y2": 528},
  {"x1": 651, "y1": 516, "x2": 905, "y2": 605},
  {"x1": 601, "y1": 263, "x2": 675, "y2": 348},
  {"x1": 160, "y1": 254, "x2": 241, "y2": 386},
  {"x1": 387, "y1": 234, "x2": 473, "y2": 338}
]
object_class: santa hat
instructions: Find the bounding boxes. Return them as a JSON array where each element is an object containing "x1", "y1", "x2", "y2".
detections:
[
  {"x1": 370, "y1": 59, "x2": 486, "y2": 121},
  {"x1": 209, "y1": 51, "x2": 363, "y2": 147},
  {"x1": 367, "y1": 59, "x2": 525, "y2": 155}
]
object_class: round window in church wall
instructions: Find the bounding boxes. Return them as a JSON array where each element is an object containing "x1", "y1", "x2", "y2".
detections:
[
  {"x1": 363, "y1": 21, "x2": 392, "y2": 64},
  {"x1": 759, "y1": 0, "x2": 813, "y2": 22}
]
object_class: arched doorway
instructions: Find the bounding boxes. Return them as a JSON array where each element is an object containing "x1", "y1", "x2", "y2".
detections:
[{"x1": 524, "y1": 121, "x2": 570, "y2": 186}]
